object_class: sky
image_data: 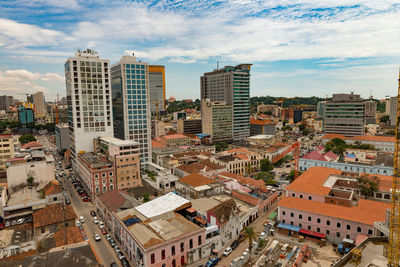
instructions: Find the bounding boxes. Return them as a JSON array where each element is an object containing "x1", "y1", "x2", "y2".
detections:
[{"x1": 0, "y1": 0, "x2": 400, "y2": 101}]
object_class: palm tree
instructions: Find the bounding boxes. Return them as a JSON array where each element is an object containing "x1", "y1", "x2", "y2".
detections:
[{"x1": 243, "y1": 226, "x2": 257, "y2": 263}]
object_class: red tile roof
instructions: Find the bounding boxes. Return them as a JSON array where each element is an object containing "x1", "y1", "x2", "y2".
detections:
[
  {"x1": 0, "y1": 134, "x2": 12, "y2": 138},
  {"x1": 232, "y1": 190, "x2": 260, "y2": 206},
  {"x1": 176, "y1": 159, "x2": 224, "y2": 174},
  {"x1": 98, "y1": 190, "x2": 130, "y2": 212},
  {"x1": 219, "y1": 172, "x2": 268, "y2": 192},
  {"x1": 53, "y1": 226, "x2": 84, "y2": 247},
  {"x1": 179, "y1": 174, "x2": 219, "y2": 187},
  {"x1": 279, "y1": 196, "x2": 390, "y2": 225},
  {"x1": 152, "y1": 140, "x2": 166, "y2": 148},
  {"x1": 250, "y1": 118, "x2": 276, "y2": 126},
  {"x1": 163, "y1": 134, "x2": 189, "y2": 140},
  {"x1": 43, "y1": 180, "x2": 62, "y2": 196},
  {"x1": 235, "y1": 153, "x2": 249, "y2": 160},
  {"x1": 322, "y1": 134, "x2": 394, "y2": 143},
  {"x1": 33, "y1": 204, "x2": 76, "y2": 229},
  {"x1": 21, "y1": 141, "x2": 42, "y2": 149}
]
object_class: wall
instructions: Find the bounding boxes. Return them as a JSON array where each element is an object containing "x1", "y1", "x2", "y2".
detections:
[{"x1": 285, "y1": 190, "x2": 325, "y2": 203}]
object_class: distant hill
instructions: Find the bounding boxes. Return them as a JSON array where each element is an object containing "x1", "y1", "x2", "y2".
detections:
[{"x1": 251, "y1": 96, "x2": 325, "y2": 108}]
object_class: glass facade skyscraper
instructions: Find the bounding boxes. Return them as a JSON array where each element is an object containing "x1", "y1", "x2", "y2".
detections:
[{"x1": 111, "y1": 55, "x2": 152, "y2": 164}]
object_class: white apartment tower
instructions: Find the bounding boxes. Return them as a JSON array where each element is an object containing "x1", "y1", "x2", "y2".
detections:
[
  {"x1": 111, "y1": 54, "x2": 152, "y2": 164},
  {"x1": 64, "y1": 49, "x2": 114, "y2": 168}
]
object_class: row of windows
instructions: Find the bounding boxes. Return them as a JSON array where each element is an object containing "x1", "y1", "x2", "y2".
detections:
[
  {"x1": 150, "y1": 236, "x2": 201, "y2": 264},
  {"x1": 94, "y1": 172, "x2": 113, "y2": 179}
]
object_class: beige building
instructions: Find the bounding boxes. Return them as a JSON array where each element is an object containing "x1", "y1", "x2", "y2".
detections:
[
  {"x1": 33, "y1": 204, "x2": 76, "y2": 237},
  {"x1": 201, "y1": 99, "x2": 232, "y2": 143},
  {"x1": 95, "y1": 136, "x2": 141, "y2": 190},
  {"x1": 33, "y1": 91, "x2": 45, "y2": 118},
  {"x1": 151, "y1": 119, "x2": 166, "y2": 138},
  {"x1": 0, "y1": 134, "x2": 14, "y2": 176}
]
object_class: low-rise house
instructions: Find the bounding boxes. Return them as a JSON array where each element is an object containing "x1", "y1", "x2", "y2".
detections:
[
  {"x1": 174, "y1": 159, "x2": 226, "y2": 178},
  {"x1": 142, "y1": 162, "x2": 179, "y2": 191},
  {"x1": 153, "y1": 134, "x2": 193, "y2": 148},
  {"x1": 175, "y1": 174, "x2": 225, "y2": 199},
  {"x1": 322, "y1": 134, "x2": 394, "y2": 152},
  {"x1": 33, "y1": 204, "x2": 76, "y2": 237},
  {"x1": 152, "y1": 145, "x2": 215, "y2": 167},
  {"x1": 43, "y1": 180, "x2": 63, "y2": 205}
]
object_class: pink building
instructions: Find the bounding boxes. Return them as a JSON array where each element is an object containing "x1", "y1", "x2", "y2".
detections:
[{"x1": 278, "y1": 167, "x2": 390, "y2": 243}]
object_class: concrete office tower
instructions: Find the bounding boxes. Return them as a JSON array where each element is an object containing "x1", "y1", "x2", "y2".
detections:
[
  {"x1": 0, "y1": 96, "x2": 13, "y2": 112},
  {"x1": 389, "y1": 96, "x2": 398, "y2": 126},
  {"x1": 64, "y1": 49, "x2": 114, "y2": 168},
  {"x1": 324, "y1": 93, "x2": 365, "y2": 137},
  {"x1": 201, "y1": 99, "x2": 232, "y2": 143},
  {"x1": 364, "y1": 100, "x2": 377, "y2": 124},
  {"x1": 32, "y1": 91, "x2": 45, "y2": 118},
  {"x1": 149, "y1": 65, "x2": 166, "y2": 115},
  {"x1": 317, "y1": 101, "x2": 326, "y2": 118},
  {"x1": 111, "y1": 54, "x2": 152, "y2": 164},
  {"x1": 201, "y1": 64, "x2": 252, "y2": 141},
  {"x1": 55, "y1": 123, "x2": 70, "y2": 152}
]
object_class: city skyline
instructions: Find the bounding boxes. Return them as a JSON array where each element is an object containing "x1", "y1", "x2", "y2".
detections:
[{"x1": 1, "y1": 1, "x2": 400, "y2": 100}]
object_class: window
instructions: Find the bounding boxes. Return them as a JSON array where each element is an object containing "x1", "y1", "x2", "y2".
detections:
[
  {"x1": 346, "y1": 234, "x2": 350, "y2": 239},
  {"x1": 180, "y1": 242, "x2": 184, "y2": 252},
  {"x1": 282, "y1": 211, "x2": 286, "y2": 216},
  {"x1": 171, "y1": 246, "x2": 175, "y2": 256},
  {"x1": 317, "y1": 227, "x2": 320, "y2": 233},
  {"x1": 95, "y1": 174, "x2": 99, "y2": 179},
  {"x1": 161, "y1": 249, "x2": 165, "y2": 260},
  {"x1": 327, "y1": 220, "x2": 330, "y2": 226},
  {"x1": 368, "y1": 230, "x2": 373, "y2": 235},
  {"x1": 292, "y1": 193, "x2": 295, "y2": 197},
  {"x1": 102, "y1": 173, "x2": 106, "y2": 177},
  {"x1": 290, "y1": 212, "x2": 294, "y2": 217},
  {"x1": 336, "y1": 232, "x2": 341, "y2": 238},
  {"x1": 41, "y1": 228, "x2": 45, "y2": 233},
  {"x1": 198, "y1": 235, "x2": 202, "y2": 245},
  {"x1": 357, "y1": 227, "x2": 362, "y2": 233},
  {"x1": 290, "y1": 221, "x2": 293, "y2": 225},
  {"x1": 282, "y1": 219, "x2": 286, "y2": 223},
  {"x1": 109, "y1": 172, "x2": 113, "y2": 176},
  {"x1": 317, "y1": 218, "x2": 321, "y2": 223},
  {"x1": 337, "y1": 223, "x2": 341, "y2": 228},
  {"x1": 346, "y1": 225, "x2": 351, "y2": 230},
  {"x1": 308, "y1": 196, "x2": 312, "y2": 200},
  {"x1": 326, "y1": 230, "x2": 330, "y2": 235},
  {"x1": 299, "y1": 223, "x2": 302, "y2": 227},
  {"x1": 151, "y1": 253, "x2": 155, "y2": 264},
  {"x1": 307, "y1": 225, "x2": 311, "y2": 230},
  {"x1": 189, "y1": 239, "x2": 193, "y2": 249},
  {"x1": 299, "y1": 214, "x2": 303, "y2": 219},
  {"x1": 308, "y1": 216, "x2": 312, "y2": 222},
  {"x1": 53, "y1": 197, "x2": 57, "y2": 201},
  {"x1": 300, "y1": 195, "x2": 303, "y2": 199}
]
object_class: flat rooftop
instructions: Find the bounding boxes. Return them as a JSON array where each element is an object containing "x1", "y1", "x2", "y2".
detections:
[
  {"x1": 79, "y1": 153, "x2": 112, "y2": 168},
  {"x1": 99, "y1": 136, "x2": 139, "y2": 146},
  {"x1": 7, "y1": 186, "x2": 42, "y2": 206}
]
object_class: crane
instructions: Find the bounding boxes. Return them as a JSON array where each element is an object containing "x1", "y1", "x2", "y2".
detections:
[
  {"x1": 272, "y1": 142, "x2": 300, "y2": 179},
  {"x1": 388, "y1": 70, "x2": 400, "y2": 266}
]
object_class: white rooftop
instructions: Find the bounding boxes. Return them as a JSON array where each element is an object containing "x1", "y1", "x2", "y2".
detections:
[
  {"x1": 99, "y1": 136, "x2": 139, "y2": 146},
  {"x1": 134, "y1": 192, "x2": 190, "y2": 219},
  {"x1": 248, "y1": 135, "x2": 274, "y2": 140}
]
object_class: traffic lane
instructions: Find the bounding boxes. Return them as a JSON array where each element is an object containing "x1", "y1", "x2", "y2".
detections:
[{"x1": 63, "y1": 175, "x2": 122, "y2": 267}]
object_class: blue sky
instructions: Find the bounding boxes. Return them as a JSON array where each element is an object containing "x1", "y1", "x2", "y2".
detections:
[{"x1": 0, "y1": 0, "x2": 400, "y2": 101}]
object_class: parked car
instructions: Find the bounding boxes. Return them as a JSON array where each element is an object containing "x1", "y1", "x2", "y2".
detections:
[
  {"x1": 105, "y1": 234, "x2": 112, "y2": 241},
  {"x1": 120, "y1": 258, "x2": 130, "y2": 267},
  {"x1": 82, "y1": 197, "x2": 91, "y2": 202},
  {"x1": 205, "y1": 257, "x2": 219, "y2": 267},
  {"x1": 110, "y1": 239, "x2": 117, "y2": 247},
  {"x1": 98, "y1": 221, "x2": 105, "y2": 229},
  {"x1": 79, "y1": 216, "x2": 85, "y2": 223},
  {"x1": 16, "y1": 218, "x2": 24, "y2": 224},
  {"x1": 114, "y1": 246, "x2": 121, "y2": 253},
  {"x1": 93, "y1": 217, "x2": 99, "y2": 224},
  {"x1": 90, "y1": 210, "x2": 96, "y2": 217},
  {"x1": 223, "y1": 247, "x2": 232, "y2": 256},
  {"x1": 258, "y1": 232, "x2": 266, "y2": 240},
  {"x1": 230, "y1": 240, "x2": 239, "y2": 250},
  {"x1": 117, "y1": 251, "x2": 126, "y2": 260},
  {"x1": 110, "y1": 262, "x2": 118, "y2": 267},
  {"x1": 76, "y1": 220, "x2": 81, "y2": 227},
  {"x1": 101, "y1": 227, "x2": 107, "y2": 235},
  {"x1": 94, "y1": 233, "x2": 101, "y2": 241}
]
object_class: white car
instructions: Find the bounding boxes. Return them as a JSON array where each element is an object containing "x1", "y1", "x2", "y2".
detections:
[
  {"x1": 93, "y1": 216, "x2": 99, "y2": 224},
  {"x1": 76, "y1": 220, "x2": 81, "y2": 227},
  {"x1": 98, "y1": 221, "x2": 105, "y2": 229},
  {"x1": 79, "y1": 216, "x2": 85, "y2": 223},
  {"x1": 16, "y1": 218, "x2": 24, "y2": 225},
  {"x1": 259, "y1": 232, "x2": 266, "y2": 239},
  {"x1": 94, "y1": 233, "x2": 101, "y2": 241},
  {"x1": 223, "y1": 247, "x2": 232, "y2": 256}
]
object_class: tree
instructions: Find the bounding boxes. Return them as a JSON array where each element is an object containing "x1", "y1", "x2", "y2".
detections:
[
  {"x1": 215, "y1": 142, "x2": 228, "y2": 152},
  {"x1": 380, "y1": 115, "x2": 389, "y2": 123},
  {"x1": 244, "y1": 163, "x2": 254, "y2": 176},
  {"x1": 19, "y1": 134, "x2": 37, "y2": 145},
  {"x1": 27, "y1": 176, "x2": 34, "y2": 184},
  {"x1": 324, "y1": 138, "x2": 347, "y2": 159},
  {"x1": 143, "y1": 193, "x2": 150, "y2": 203},
  {"x1": 243, "y1": 226, "x2": 257, "y2": 263},
  {"x1": 357, "y1": 175, "x2": 379, "y2": 199},
  {"x1": 260, "y1": 159, "x2": 273, "y2": 172},
  {"x1": 287, "y1": 170, "x2": 303, "y2": 182}
]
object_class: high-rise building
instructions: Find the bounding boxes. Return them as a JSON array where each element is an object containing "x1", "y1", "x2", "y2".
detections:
[
  {"x1": 324, "y1": 93, "x2": 365, "y2": 137},
  {"x1": 55, "y1": 123, "x2": 70, "y2": 152},
  {"x1": 111, "y1": 54, "x2": 152, "y2": 164},
  {"x1": 177, "y1": 118, "x2": 202, "y2": 134},
  {"x1": 389, "y1": 96, "x2": 397, "y2": 126},
  {"x1": 0, "y1": 134, "x2": 14, "y2": 177},
  {"x1": 149, "y1": 65, "x2": 165, "y2": 115},
  {"x1": 317, "y1": 101, "x2": 326, "y2": 118},
  {"x1": 18, "y1": 104, "x2": 35, "y2": 127},
  {"x1": 201, "y1": 99, "x2": 232, "y2": 143},
  {"x1": 364, "y1": 100, "x2": 377, "y2": 124},
  {"x1": 201, "y1": 64, "x2": 252, "y2": 141},
  {"x1": 0, "y1": 96, "x2": 13, "y2": 112},
  {"x1": 32, "y1": 91, "x2": 45, "y2": 118},
  {"x1": 64, "y1": 49, "x2": 114, "y2": 168}
]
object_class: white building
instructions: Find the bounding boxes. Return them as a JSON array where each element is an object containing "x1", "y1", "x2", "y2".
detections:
[
  {"x1": 64, "y1": 49, "x2": 114, "y2": 169},
  {"x1": 111, "y1": 54, "x2": 152, "y2": 164}
]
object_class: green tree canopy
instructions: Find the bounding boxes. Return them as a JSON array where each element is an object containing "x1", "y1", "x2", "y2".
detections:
[
  {"x1": 19, "y1": 134, "x2": 37, "y2": 145},
  {"x1": 325, "y1": 138, "x2": 347, "y2": 159},
  {"x1": 380, "y1": 115, "x2": 389, "y2": 123},
  {"x1": 215, "y1": 142, "x2": 228, "y2": 152},
  {"x1": 357, "y1": 175, "x2": 379, "y2": 199},
  {"x1": 260, "y1": 159, "x2": 273, "y2": 172}
]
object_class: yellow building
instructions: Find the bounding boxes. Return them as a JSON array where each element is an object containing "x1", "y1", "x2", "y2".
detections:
[{"x1": 0, "y1": 134, "x2": 14, "y2": 176}]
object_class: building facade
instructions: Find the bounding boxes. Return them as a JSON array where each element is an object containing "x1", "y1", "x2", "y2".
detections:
[
  {"x1": 55, "y1": 123, "x2": 70, "y2": 152},
  {"x1": 111, "y1": 54, "x2": 152, "y2": 164},
  {"x1": 201, "y1": 99, "x2": 232, "y2": 143},
  {"x1": 364, "y1": 100, "x2": 377, "y2": 124},
  {"x1": 389, "y1": 96, "x2": 397, "y2": 126},
  {"x1": 250, "y1": 118, "x2": 276, "y2": 136},
  {"x1": 201, "y1": 64, "x2": 252, "y2": 141},
  {"x1": 0, "y1": 134, "x2": 14, "y2": 176},
  {"x1": 32, "y1": 91, "x2": 45, "y2": 118},
  {"x1": 149, "y1": 65, "x2": 166, "y2": 115},
  {"x1": 94, "y1": 136, "x2": 141, "y2": 189},
  {"x1": 0, "y1": 95, "x2": 13, "y2": 112},
  {"x1": 18, "y1": 105, "x2": 34, "y2": 127},
  {"x1": 324, "y1": 93, "x2": 365, "y2": 137},
  {"x1": 64, "y1": 49, "x2": 114, "y2": 169},
  {"x1": 177, "y1": 118, "x2": 202, "y2": 134}
]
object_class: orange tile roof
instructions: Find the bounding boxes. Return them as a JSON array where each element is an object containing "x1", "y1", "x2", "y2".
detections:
[
  {"x1": 279, "y1": 196, "x2": 390, "y2": 225},
  {"x1": 33, "y1": 204, "x2": 76, "y2": 229},
  {"x1": 235, "y1": 153, "x2": 249, "y2": 160},
  {"x1": 219, "y1": 172, "x2": 267, "y2": 192},
  {"x1": 53, "y1": 226, "x2": 84, "y2": 247},
  {"x1": 250, "y1": 118, "x2": 276, "y2": 126},
  {"x1": 232, "y1": 190, "x2": 260, "y2": 206},
  {"x1": 152, "y1": 140, "x2": 166, "y2": 148},
  {"x1": 286, "y1": 167, "x2": 342, "y2": 196},
  {"x1": 163, "y1": 134, "x2": 189, "y2": 140},
  {"x1": 179, "y1": 173, "x2": 219, "y2": 187},
  {"x1": 21, "y1": 141, "x2": 42, "y2": 149},
  {"x1": 361, "y1": 173, "x2": 393, "y2": 192},
  {"x1": 43, "y1": 180, "x2": 62, "y2": 196},
  {"x1": 322, "y1": 134, "x2": 394, "y2": 143},
  {"x1": 226, "y1": 147, "x2": 253, "y2": 154},
  {"x1": 176, "y1": 159, "x2": 224, "y2": 174},
  {"x1": 0, "y1": 134, "x2": 12, "y2": 138}
]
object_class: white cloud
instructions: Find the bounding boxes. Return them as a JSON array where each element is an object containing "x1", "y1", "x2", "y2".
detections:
[
  {"x1": 0, "y1": 18, "x2": 68, "y2": 49},
  {"x1": 0, "y1": 69, "x2": 64, "y2": 98}
]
